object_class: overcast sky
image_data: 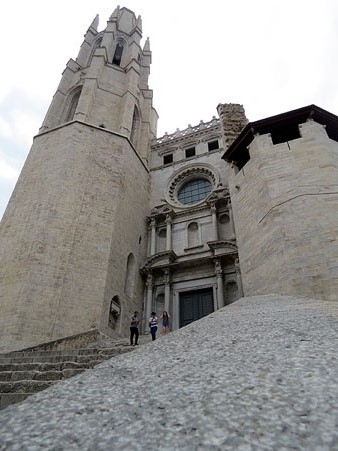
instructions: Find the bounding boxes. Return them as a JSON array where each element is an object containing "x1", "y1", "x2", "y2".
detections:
[{"x1": 1, "y1": 0, "x2": 338, "y2": 218}]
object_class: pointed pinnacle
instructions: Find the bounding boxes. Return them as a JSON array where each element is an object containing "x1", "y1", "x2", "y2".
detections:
[
  {"x1": 136, "y1": 15, "x2": 142, "y2": 32},
  {"x1": 143, "y1": 37, "x2": 150, "y2": 52},
  {"x1": 90, "y1": 14, "x2": 99, "y2": 31},
  {"x1": 110, "y1": 5, "x2": 120, "y2": 20}
]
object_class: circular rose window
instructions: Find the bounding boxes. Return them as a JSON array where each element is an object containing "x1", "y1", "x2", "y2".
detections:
[
  {"x1": 177, "y1": 178, "x2": 212, "y2": 205},
  {"x1": 166, "y1": 164, "x2": 218, "y2": 207}
]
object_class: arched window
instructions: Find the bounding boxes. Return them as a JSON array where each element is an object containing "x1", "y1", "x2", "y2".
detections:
[
  {"x1": 218, "y1": 213, "x2": 230, "y2": 240},
  {"x1": 65, "y1": 87, "x2": 82, "y2": 122},
  {"x1": 89, "y1": 37, "x2": 102, "y2": 63},
  {"x1": 112, "y1": 39, "x2": 125, "y2": 66},
  {"x1": 124, "y1": 253, "x2": 136, "y2": 298},
  {"x1": 130, "y1": 105, "x2": 140, "y2": 147},
  {"x1": 187, "y1": 222, "x2": 199, "y2": 248},
  {"x1": 109, "y1": 296, "x2": 121, "y2": 329}
]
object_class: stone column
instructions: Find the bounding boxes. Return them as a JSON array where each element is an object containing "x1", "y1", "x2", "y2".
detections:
[
  {"x1": 215, "y1": 260, "x2": 225, "y2": 309},
  {"x1": 165, "y1": 214, "x2": 172, "y2": 251},
  {"x1": 145, "y1": 273, "x2": 154, "y2": 326},
  {"x1": 150, "y1": 218, "x2": 156, "y2": 256},
  {"x1": 228, "y1": 203, "x2": 236, "y2": 239},
  {"x1": 211, "y1": 203, "x2": 218, "y2": 241},
  {"x1": 235, "y1": 258, "x2": 244, "y2": 297},
  {"x1": 163, "y1": 270, "x2": 171, "y2": 313}
]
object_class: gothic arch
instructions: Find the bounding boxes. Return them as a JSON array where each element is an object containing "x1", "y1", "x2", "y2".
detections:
[
  {"x1": 88, "y1": 37, "x2": 103, "y2": 64},
  {"x1": 64, "y1": 86, "x2": 82, "y2": 122},
  {"x1": 112, "y1": 37, "x2": 126, "y2": 66},
  {"x1": 130, "y1": 105, "x2": 141, "y2": 148}
]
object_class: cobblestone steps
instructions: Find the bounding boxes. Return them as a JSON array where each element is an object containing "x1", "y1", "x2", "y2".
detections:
[{"x1": 0, "y1": 336, "x2": 140, "y2": 409}]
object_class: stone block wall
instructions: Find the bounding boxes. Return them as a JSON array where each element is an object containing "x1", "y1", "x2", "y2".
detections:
[
  {"x1": 228, "y1": 119, "x2": 338, "y2": 301},
  {"x1": 0, "y1": 122, "x2": 149, "y2": 352}
]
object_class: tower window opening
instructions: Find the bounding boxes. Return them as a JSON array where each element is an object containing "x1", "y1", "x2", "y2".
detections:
[
  {"x1": 109, "y1": 296, "x2": 121, "y2": 329},
  {"x1": 163, "y1": 154, "x2": 173, "y2": 165},
  {"x1": 271, "y1": 124, "x2": 301, "y2": 145},
  {"x1": 130, "y1": 106, "x2": 140, "y2": 146},
  {"x1": 185, "y1": 147, "x2": 196, "y2": 158},
  {"x1": 113, "y1": 42, "x2": 124, "y2": 66},
  {"x1": 65, "y1": 87, "x2": 82, "y2": 122},
  {"x1": 208, "y1": 140, "x2": 219, "y2": 151}
]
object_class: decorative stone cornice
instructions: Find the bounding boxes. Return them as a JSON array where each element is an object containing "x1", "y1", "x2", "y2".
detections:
[
  {"x1": 151, "y1": 117, "x2": 220, "y2": 149},
  {"x1": 149, "y1": 205, "x2": 174, "y2": 218},
  {"x1": 208, "y1": 240, "x2": 237, "y2": 251}
]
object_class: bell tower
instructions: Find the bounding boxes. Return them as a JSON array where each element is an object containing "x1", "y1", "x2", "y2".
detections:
[
  {"x1": 0, "y1": 7, "x2": 157, "y2": 352},
  {"x1": 40, "y1": 6, "x2": 156, "y2": 163}
]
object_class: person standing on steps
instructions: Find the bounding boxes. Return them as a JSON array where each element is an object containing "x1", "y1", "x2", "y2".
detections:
[
  {"x1": 130, "y1": 311, "x2": 140, "y2": 346},
  {"x1": 149, "y1": 311, "x2": 158, "y2": 341},
  {"x1": 160, "y1": 311, "x2": 170, "y2": 335}
]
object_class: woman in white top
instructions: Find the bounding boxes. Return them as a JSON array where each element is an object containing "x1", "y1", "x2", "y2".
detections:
[{"x1": 149, "y1": 312, "x2": 158, "y2": 341}]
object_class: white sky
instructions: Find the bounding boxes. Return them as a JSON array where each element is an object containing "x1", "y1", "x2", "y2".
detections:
[{"x1": 1, "y1": 0, "x2": 338, "y2": 218}]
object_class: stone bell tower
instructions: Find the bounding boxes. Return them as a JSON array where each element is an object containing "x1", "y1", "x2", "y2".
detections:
[{"x1": 0, "y1": 6, "x2": 157, "y2": 352}]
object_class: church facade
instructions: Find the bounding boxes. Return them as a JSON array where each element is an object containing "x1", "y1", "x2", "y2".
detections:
[{"x1": 1, "y1": 6, "x2": 338, "y2": 352}]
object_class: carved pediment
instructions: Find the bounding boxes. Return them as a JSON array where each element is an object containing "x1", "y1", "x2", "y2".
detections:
[
  {"x1": 207, "y1": 240, "x2": 238, "y2": 257},
  {"x1": 143, "y1": 250, "x2": 177, "y2": 270}
]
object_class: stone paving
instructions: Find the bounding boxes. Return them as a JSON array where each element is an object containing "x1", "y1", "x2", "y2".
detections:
[{"x1": 1, "y1": 294, "x2": 338, "y2": 450}]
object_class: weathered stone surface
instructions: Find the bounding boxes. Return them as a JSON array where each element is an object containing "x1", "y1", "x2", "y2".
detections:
[
  {"x1": 226, "y1": 115, "x2": 338, "y2": 303},
  {"x1": 0, "y1": 334, "x2": 140, "y2": 409},
  {"x1": 1, "y1": 295, "x2": 338, "y2": 450}
]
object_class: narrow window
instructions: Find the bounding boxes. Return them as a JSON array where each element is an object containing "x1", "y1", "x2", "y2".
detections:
[
  {"x1": 185, "y1": 147, "x2": 196, "y2": 158},
  {"x1": 65, "y1": 87, "x2": 82, "y2": 122},
  {"x1": 188, "y1": 222, "x2": 199, "y2": 248},
  {"x1": 113, "y1": 41, "x2": 124, "y2": 66},
  {"x1": 163, "y1": 154, "x2": 173, "y2": 165},
  {"x1": 218, "y1": 213, "x2": 230, "y2": 240},
  {"x1": 208, "y1": 140, "x2": 219, "y2": 151},
  {"x1": 130, "y1": 106, "x2": 140, "y2": 146}
]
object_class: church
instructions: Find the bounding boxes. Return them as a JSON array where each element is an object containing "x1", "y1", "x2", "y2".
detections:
[{"x1": 1, "y1": 6, "x2": 338, "y2": 353}]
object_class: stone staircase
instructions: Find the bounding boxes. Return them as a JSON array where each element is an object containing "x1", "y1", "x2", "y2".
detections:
[{"x1": 0, "y1": 334, "x2": 140, "y2": 409}]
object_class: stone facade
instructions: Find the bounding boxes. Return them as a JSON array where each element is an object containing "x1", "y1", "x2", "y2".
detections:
[
  {"x1": 1, "y1": 7, "x2": 337, "y2": 353},
  {"x1": 144, "y1": 112, "x2": 246, "y2": 330}
]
